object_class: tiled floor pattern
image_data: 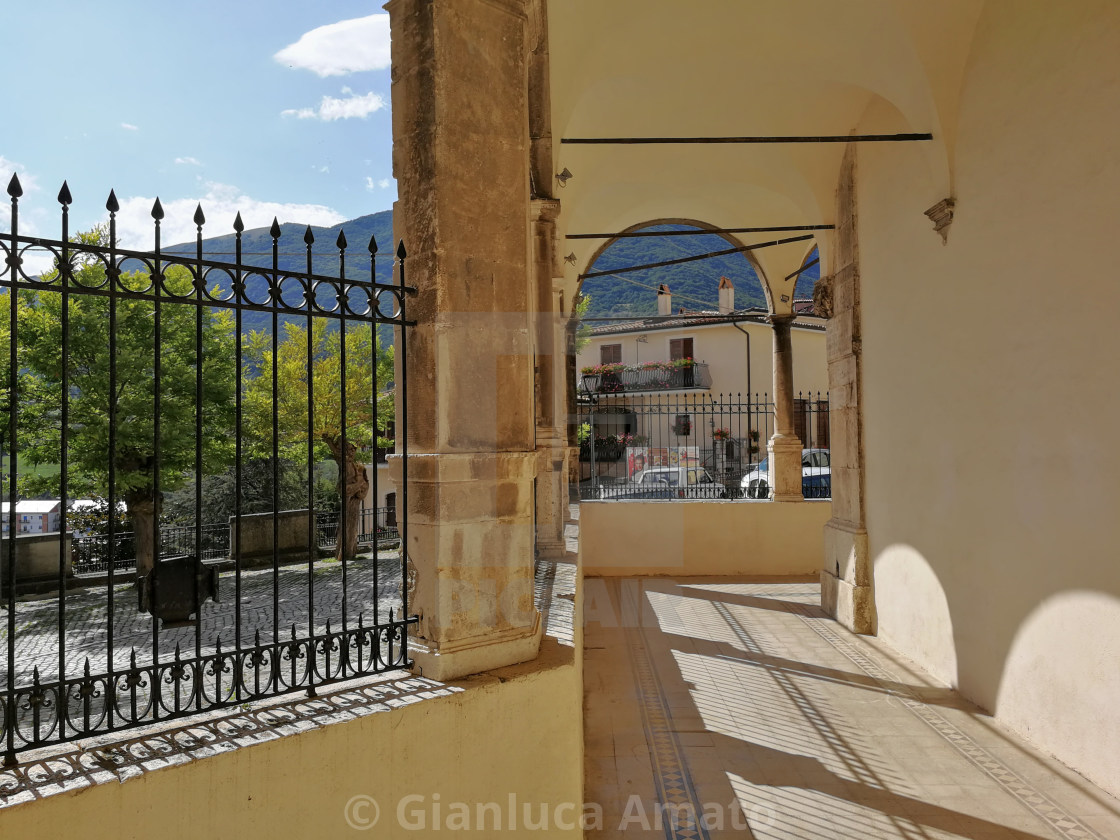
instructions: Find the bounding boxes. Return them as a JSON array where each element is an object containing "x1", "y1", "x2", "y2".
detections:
[{"x1": 584, "y1": 578, "x2": 1120, "y2": 839}]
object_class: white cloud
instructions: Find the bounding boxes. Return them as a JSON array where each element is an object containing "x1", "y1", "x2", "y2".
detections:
[
  {"x1": 365, "y1": 177, "x2": 394, "y2": 192},
  {"x1": 174, "y1": 156, "x2": 203, "y2": 166},
  {"x1": 0, "y1": 155, "x2": 38, "y2": 194},
  {"x1": 121, "y1": 122, "x2": 139, "y2": 131},
  {"x1": 0, "y1": 155, "x2": 53, "y2": 274},
  {"x1": 109, "y1": 182, "x2": 346, "y2": 249},
  {"x1": 378, "y1": 178, "x2": 392, "y2": 190},
  {"x1": 275, "y1": 14, "x2": 390, "y2": 77},
  {"x1": 282, "y1": 90, "x2": 385, "y2": 122}
]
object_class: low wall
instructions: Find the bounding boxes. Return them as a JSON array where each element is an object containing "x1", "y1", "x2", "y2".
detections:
[
  {"x1": 228, "y1": 509, "x2": 316, "y2": 567},
  {"x1": 580, "y1": 499, "x2": 831, "y2": 576},
  {"x1": 0, "y1": 531, "x2": 73, "y2": 594},
  {"x1": 2, "y1": 640, "x2": 583, "y2": 838}
]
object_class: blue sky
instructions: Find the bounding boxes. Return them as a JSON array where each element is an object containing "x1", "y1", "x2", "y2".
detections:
[{"x1": 2, "y1": 2, "x2": 394, "y2": 263}]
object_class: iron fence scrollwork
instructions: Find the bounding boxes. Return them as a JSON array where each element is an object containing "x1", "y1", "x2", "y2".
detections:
[{"x1": 0, "y1": 174, "x2": 418, "y2": 762}]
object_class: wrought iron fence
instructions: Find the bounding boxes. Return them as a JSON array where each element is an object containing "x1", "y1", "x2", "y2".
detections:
[
  {"x1": 71, "y1": 509, "x2": 401, "y2": 576},
  {"x1": 74, "y1": 523, "x2": 230, "y2": 575},
  {"x1": 316, "y1": 507, "x2": 400, "y2": 550},
  {"x1": 576, "y1": 391, "x2": 830, "y2": 500},
  {"x1": 0, "y1": 174, "x2": 417, "y2": 762}
]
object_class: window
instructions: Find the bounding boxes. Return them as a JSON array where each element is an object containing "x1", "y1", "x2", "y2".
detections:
[
  {"x1": 673, "y1": 414, "x2": 691, "y2": 436},
  {"x1": 669, "y1": 337, "x2": 694, "y2": 361},
  {"x1": 600, "y1": 343, "x2": 622, "y2": 364}
]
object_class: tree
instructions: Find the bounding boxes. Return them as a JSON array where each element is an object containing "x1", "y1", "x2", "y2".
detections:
[
  {"x1": 11, "y1": 228, "x2": 237, "y2": 576},
  {"x1": 243, "y1": 318, "x2": 393, "y2": 562}
]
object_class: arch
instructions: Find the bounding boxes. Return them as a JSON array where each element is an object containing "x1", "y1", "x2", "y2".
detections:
[{"x1": 576, "y1": 218, "x2": 775, "y2": 313}]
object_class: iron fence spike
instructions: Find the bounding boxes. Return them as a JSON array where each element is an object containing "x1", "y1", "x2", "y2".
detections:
[
  {"x1": 233, "y1": 211, "x2": 245, "y2": 233},
  {"x1": 58, "y1": 181, "x2": 73, "y2": 206},
  {"x1": 368, "y1": 234, "x2": 378, "y2": 254},
  {"x1": 269, "y1": 217, "x2": 282, "y2": 239},
  {"x1": 304, "y1": 225, "x2": 315, "y2": 245},
  {"x1": 151, "y1": 197, "x2": 164, "y2": 220},
  {"x1": 105, "y1": 189, "x2": 119, "y2": 213},
  {"x1": 193, "y1": 203, "x2": 205, "y2": 227},
  {"x1": 395, "y1": 239, "x2": 407, "y2": 259},
  {"x1": 6, "y1": 172, "x2": 23, "y2": 198},
  {"x1": 336, "y1": 229, "x2": 347, "y2": 250}
]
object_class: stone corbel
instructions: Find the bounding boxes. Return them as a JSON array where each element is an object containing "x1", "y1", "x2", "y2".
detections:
[
  {"x1": 924, "y1": 198, "x2": 955, "y2": 243},
  {"x1": 812, "y1": 274, "x2": 834, "y2": 319}
]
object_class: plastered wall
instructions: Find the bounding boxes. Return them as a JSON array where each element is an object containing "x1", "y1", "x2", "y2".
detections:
[
  {"x1": 0, "y1": 643, "x2": 583, "y2": 838},
  {"x1": 578, "y1": 321, "x2": 828, "y2": 399},
  {"x1": 581, "y1": 500, "x2": 831, "y2": 577},
  {"x1": 854, "y1": 2, "x2": 1120, "y2": 797}
]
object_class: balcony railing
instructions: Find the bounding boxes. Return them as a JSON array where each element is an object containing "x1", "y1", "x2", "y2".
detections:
[{"x1": 579, "y1": 361, "x2": 712, "y2": 394}]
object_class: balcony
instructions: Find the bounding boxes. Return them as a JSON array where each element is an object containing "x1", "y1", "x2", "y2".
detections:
[{"x1": 579, "y1": 360, "x2": 712, "y2": 395}]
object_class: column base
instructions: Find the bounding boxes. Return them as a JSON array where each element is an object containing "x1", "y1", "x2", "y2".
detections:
[
  {"x1": 409, "y1": 612, "x2": 544, "y2": 681},
  {"x1": 820, "y1": 570, "x2": 875, "y2": 634},
  {"x1": 821, "y1": 518, "x2": 875, "y2": 634},
  {"x1": 768, "y1": 433, "x2": 804, "y2": 502}
]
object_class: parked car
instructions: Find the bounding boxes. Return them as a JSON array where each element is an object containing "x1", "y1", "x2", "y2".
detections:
[
  {"x1": 598, "y1": 466, "x2": 728, "y2": 499},
  {"x1": 740, "y1": 449, "x2": 831, "y2": 499}
]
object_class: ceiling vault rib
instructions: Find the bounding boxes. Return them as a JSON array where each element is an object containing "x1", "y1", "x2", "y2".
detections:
[
  {"x1": 561, "y1": 133, "x2": 933, "y2": 145},
  {"x1": 567, "y1": 225, "x2": 833, "y2": 240},
  {"x1": 578, "y1": 234, "x2": 815, "y2": 280}
]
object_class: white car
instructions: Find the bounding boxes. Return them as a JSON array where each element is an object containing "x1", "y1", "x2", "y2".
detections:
[
  {"x1": 599, "y1": 466, "x2": 728, "y2": 499},
  {"x1": 740, "y1": 449, "x2": 831, "y2": 499}
]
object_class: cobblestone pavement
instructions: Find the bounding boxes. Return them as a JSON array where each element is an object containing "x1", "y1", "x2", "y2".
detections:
[{"x1": 0, "y1": 552, "x2": 404, "y2": 685}]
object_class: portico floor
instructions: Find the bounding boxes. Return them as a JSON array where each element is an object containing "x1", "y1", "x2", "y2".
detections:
[{"x1": 583, "y1": 577, "x2": 1120, "y2": 839}]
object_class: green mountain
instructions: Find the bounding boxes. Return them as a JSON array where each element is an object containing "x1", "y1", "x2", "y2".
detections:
[
  {"x1": 580, "y1": 224, "x2": 819, "y2": 320},
  {"x1": 165, "y1": 214, "x2": 817, "y2": 333}
]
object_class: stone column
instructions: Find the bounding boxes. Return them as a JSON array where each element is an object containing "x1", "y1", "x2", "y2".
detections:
[
  {"x1": 767, "y1": 313, "x2": 804, "y2": 501},
  {"x1": 532, "y1": 199, "x2": 567, "y2": 558},
  {"x1": 820, "y1": 145, "x2": 875, "y2": 634},
  {"x1": 386, "y1": 0, "x2": 542, "y2": 680}
]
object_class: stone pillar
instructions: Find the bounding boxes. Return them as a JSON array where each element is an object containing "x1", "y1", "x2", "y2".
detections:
[
  {"x1": 767, "y1": 314, "x2": 804, "y2": 502},
  {"x1": 532, "y1": 199, "x2": 567, "y2": 558},
  {"x1": 386, "y1": 0, "x2": 542, "y2": 681},
  {"x1": 820, "y1": 145, "x2": 875, "y2": 634}
]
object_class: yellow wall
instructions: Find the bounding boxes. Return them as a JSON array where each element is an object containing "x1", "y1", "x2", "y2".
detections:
[
  {"x1": 580, "y1": 500, "x2": 831, "y2": 577},
  {"x1": 1, "y1": 642, "x2": 583, "y2": 838},
  {"x1": 854, "y1": 1, "x2": 1120, "y2": 797}
]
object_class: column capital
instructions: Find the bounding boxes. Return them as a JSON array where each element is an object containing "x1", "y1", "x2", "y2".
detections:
[{"x1": 531, "y1": 197, "x2": 562, "y2": 223}]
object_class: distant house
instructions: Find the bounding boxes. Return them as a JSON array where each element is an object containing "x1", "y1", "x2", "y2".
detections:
[
  {"x1": 1, "y1": 500, "x2": 62, "y2": 535},
  {"x1": 577, "y1": 277, "x2": 827, "y2": 398}
]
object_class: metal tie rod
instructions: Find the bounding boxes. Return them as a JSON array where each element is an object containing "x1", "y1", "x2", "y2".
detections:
[
  {"x1": 567, "y1": 224, "x2": 833, "y2": 240},
  {"x1": 561, "y1": 133, "x2": 933, "y2": 145},
  {"x1": 578, "y1": 234, "x2": 815, "y2": 280}
]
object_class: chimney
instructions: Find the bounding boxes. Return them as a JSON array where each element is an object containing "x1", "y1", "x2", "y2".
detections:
[
  {"x1": 718, "y1": 276, "x2": 735, "y2": 314},
  {"x1": 657, "y1": 284, "x2": 671, "y2": 316}
]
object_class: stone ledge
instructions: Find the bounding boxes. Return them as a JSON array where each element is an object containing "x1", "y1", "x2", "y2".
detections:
[{"x1": 0, "y1": 671, "x2": 460, "y2": 808}]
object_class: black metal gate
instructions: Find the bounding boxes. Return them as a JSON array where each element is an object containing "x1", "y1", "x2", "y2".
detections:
[{"x1": 0, "y1": 174, "x2": 416, "y2": 761}]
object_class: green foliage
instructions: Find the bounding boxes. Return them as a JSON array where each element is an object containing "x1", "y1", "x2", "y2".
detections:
[
  {"x1": 573, "y1": 293, "x2": 593, "y2": 353},
  {"x1": 243, "y1": 319, "x2": 394, "y2": 462},
  {"x1": 162, "y1": 458, "x2": 313, "y2": 525},
  {"x1": 7, "y1": 228, "x2": 237, "y2": 506}
]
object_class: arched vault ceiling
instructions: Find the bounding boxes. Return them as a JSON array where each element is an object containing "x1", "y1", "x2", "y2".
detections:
[{"x1": 546, "y1": 0, "x2": 986, "y2": 311}]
